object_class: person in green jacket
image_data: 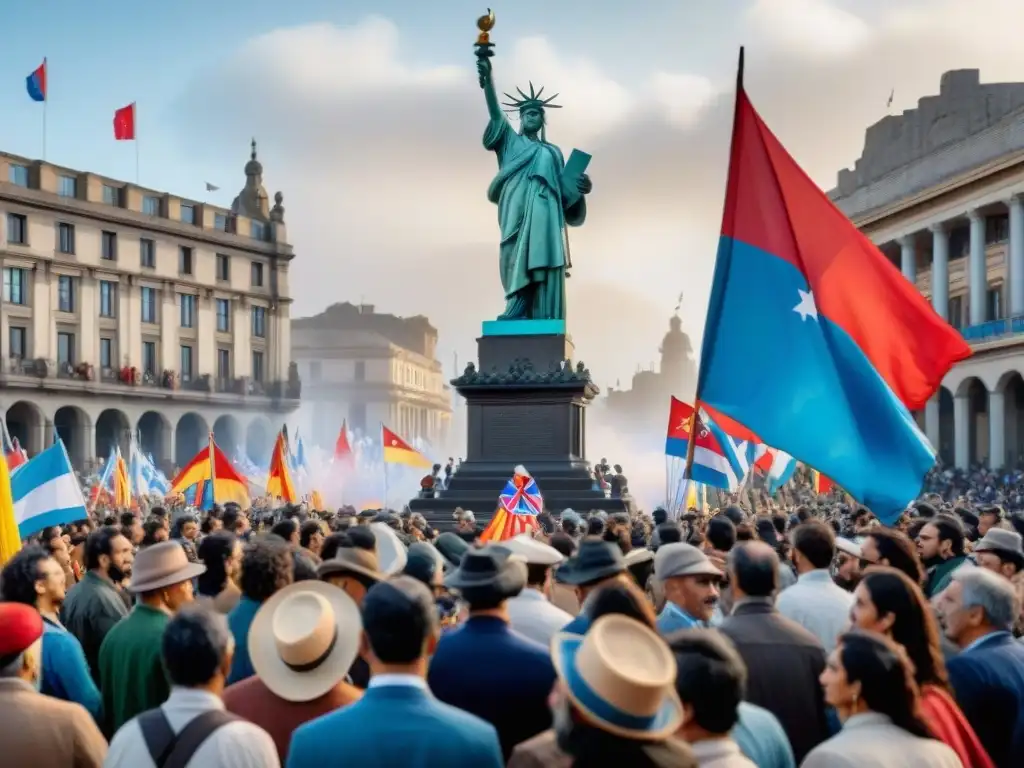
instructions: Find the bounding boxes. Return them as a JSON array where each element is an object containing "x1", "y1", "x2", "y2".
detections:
[
  {"x1": 918, "y1": 514, "x2": 971, "y2": 599},
  {"x1": 98, "y1": 540, "x2": 206, "y2": 738}
]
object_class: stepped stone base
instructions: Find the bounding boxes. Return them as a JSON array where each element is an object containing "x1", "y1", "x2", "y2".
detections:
[{"x1": 407, "y1": 321, "x2": 625, "y2": 527}]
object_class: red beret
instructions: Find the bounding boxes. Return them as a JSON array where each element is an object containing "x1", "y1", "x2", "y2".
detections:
[{"x1": 0, "y1": 603, "x2": 43, "y2": 659}]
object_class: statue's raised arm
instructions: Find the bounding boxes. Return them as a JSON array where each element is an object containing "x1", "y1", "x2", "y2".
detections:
[
  {"x1": 475, "y1": 10, "x2": 502, "y2": 123},
  {"x1": 477, "y1": 56, "x2": 502, "y2": 124}
]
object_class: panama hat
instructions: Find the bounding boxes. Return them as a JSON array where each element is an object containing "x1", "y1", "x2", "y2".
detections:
[
  {"x1": 128, "y1": 541, "x2": 206, "y2": 593},
  {"x1": 551, "y1": 614, "x2": 683, "y2": 740},
  {"x1": 370, "y1": 522, "x2": 408, "y2": 575},
  {"x1": 249, "y1": 581, "x2": 362, "y2": 702}
]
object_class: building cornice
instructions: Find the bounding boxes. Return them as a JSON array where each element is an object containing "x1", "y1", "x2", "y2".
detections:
[
  {"x1": 851, "y1": 150, "x2": 1024, "y2": 228},
  {"x1": 0, "y1": 182, "x2": 295, "y2": 261}
]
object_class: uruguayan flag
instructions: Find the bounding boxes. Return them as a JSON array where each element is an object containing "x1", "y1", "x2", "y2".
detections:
[
  {"x1": 13, "y1": 441, "x2": 87, "y2": 537},
  {"x1": 130, "y1": 440, "x2": 170, "y2": 496}
]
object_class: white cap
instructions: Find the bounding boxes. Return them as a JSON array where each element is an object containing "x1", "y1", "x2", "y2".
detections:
[
  {"x1": 836, "y1": 537, "x2": 862, "y2": 558},
  {"x1": 500, "y1": 533, "x2": 563, "y2": 566}
]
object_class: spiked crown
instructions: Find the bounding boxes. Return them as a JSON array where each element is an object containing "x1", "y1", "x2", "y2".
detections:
[{"x1": 502, "y1": 81, "x2": 562, "y2": 113}]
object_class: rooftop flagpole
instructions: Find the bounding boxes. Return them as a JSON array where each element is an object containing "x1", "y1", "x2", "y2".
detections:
[{"x1": 42, "y1": 57, "x2": 48, "y2": 162}]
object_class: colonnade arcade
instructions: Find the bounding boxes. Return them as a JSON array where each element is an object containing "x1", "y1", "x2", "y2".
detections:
[{"x1": 3, "y1": 401, "x2": 277, "y2": 473}]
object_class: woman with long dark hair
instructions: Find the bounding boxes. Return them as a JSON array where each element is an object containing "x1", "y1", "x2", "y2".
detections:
[
  {"x1": 803, "y1": 630, "x2": 961, "y2": 766},
  {"x1": 852, "y1": 567, "x2": 992, "y2": 767},
  {"x1": 195, "y1": 530, "x2": 242, "y2": 613}
]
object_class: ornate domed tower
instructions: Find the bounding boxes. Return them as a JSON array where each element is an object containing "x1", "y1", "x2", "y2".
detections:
[
  {"x1": 231, "y1": 138, "x2": 271, "y2": 220},
  {"x1": 659, "y1": 313, "x2": 696, "y2": 396}
]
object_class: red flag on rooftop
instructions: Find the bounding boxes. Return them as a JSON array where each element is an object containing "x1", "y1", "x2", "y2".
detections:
[{"x1": 113, "y1": 103, "x2": 135, "y2": 141}]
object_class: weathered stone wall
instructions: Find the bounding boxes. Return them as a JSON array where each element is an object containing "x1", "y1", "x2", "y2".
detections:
[{"x1": 830, "y1": 70, "x2": 1024, "y2": 218}]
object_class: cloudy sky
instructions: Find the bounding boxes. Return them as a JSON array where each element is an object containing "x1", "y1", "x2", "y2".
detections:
[{"x1": 2, "y1": 0, "x2": 1021, "y2": 390}]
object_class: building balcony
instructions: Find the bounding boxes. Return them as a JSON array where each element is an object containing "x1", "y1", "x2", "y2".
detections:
[
  {"x1": 1, "y1": 357, "x2": 300, "y2": 409},
  {"x1": 960, "y1": 315, "x2": 1024, "y2": 345}
]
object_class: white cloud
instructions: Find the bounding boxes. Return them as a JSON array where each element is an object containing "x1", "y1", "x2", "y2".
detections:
[
  {"x1": 647, "y1": 72, "x2": 721, "y2": 129},
  {"x1": 744, "y1": 0, "x2": 872, "y2": 59}
]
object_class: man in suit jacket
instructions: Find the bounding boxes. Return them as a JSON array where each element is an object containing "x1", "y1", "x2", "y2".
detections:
[
  {"x1": 429, "y1": 546, "x2": 557, "y2": 759},
  {"x1": 939, "y1": 567, "x2": 1024, "y2": 767},
  {"x1": 0, "y1": 603, "x2": 107, "y2": 768},
  {"x1": 718, "y1": 542, "x2": 829, "y2": 764},
  {"x1": 287, "y1": 577, "x2": 502, "y2": 768}
]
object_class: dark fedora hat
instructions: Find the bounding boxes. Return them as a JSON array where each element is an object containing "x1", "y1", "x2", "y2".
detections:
[
  {"x1": 555, "y1": 539, "x2": 627, "y2": 586},
  {"x1": 444, "y1": 546, "x2": 526, "y2": 600},
  {"x1": 435, "y1": 532, "x2": 470, "y2": 569}
]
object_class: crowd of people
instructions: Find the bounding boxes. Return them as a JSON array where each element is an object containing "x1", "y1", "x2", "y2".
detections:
[{"x1": 1, "y1": 481, "x2": 1023, "y2": 767}]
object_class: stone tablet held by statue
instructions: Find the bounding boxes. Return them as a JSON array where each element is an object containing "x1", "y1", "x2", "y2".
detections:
[
  {"x1": 474, "y1": 9, "x2": 593, "y2": 324},
  {"x1": 561, "y1": 150, "x2": 592, "y2": 208}
]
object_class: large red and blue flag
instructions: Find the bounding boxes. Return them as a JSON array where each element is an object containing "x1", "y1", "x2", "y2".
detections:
[
  {"x1": 665, "y1": 397, "x2": 740, "y2": 491},
  {"x1": 26, "y1": 59, "x2": 46, "y2": 103},
  {"x1": 695, "y1": 50, "x2": 971, "y2": 522}
]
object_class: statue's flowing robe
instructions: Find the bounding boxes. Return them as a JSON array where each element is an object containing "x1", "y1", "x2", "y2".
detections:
[{"x1": 484, "y1": 116, "x2": 587, "y2": 321}]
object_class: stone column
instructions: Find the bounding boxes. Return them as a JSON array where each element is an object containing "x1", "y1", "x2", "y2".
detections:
[
  {"x1": 953, "y1": 394, "x2": 970, "y2": 469},
  {"x1": 989, "y1": 389, "x2": 1006, "y2": 470},
  {"x1": 899, "y1": 235, "x2": 916, "y2": 282},
  {"x1": 925, "y1": 396, "x2": 941, "y2": 453},
  {"x1": 82, "y1": 420, "x2": 97, "y2": 471},
  {"x1": 1010, "y1": 195, "x2": 1024, "y2": 316},
  {"x1": 930, "y1": 223, "x2": 950, "y2": 320},
  {"x1": 969, "y1": 210, "x2": 987, "y2": 325}
]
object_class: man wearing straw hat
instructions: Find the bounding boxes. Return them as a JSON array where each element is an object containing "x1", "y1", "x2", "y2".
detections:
[
  {"x1": 316, "y1": 548, "x2": 385, "y2": 688},
  {"x1": 223, "y1": 581, "x2": 364, "y2": 761},
  {"x1": 509, "y1": 614, "x2": 696, "y2": 767}
]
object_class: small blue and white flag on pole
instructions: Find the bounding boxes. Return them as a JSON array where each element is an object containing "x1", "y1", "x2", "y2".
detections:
[
  {"x1": 130, "y1": 436, "x2": 170, "y2": 497},
  {"x1": 13, "y1": 441, "x2": 87, "y2": 537}
]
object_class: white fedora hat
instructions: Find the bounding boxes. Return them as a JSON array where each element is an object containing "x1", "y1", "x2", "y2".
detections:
[
  {"x1": 248, "y1": 581, "x2": 362, "y2": 702},
  {"x1": 370, "y1": 522, "x2": 408, "y2": 575},
  {"x1": 500, "y1": 534, "x2": 564, "y2": 566},
  {"x1": 551, "y1": 614, "x2": 683, "y2": 740}
]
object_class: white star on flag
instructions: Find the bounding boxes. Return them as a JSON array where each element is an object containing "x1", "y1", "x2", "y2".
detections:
[{"x1": 794, "y1": 289, "x2": 818, "y2": 321}]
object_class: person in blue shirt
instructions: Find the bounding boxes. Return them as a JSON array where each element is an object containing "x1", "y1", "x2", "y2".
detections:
[
  {"x1": 653, "y1": 543, "x2": 723, "y2": 634},
  {"x1": 0, "y1": 545, "x2": 102, "y2": 723},
  {"x1": 288, "y1": 576, "x2": 502, "y2": 768}
]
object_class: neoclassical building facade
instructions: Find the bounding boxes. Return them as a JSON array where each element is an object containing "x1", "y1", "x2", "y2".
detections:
[
  {"x1": 0, "y1": 141, "x2": 300, "y2": 472},
  {"x1": 832, "y1": 69, "x2": 1024, "y2": 470},
  {"x1": 291, "y1": 302, "x2": 452, "y2": 450}
]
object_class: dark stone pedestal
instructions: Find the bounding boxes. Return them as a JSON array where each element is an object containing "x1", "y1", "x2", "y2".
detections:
[{"x1": 408, "y1": 327, "x2": 627, "y2": 528}]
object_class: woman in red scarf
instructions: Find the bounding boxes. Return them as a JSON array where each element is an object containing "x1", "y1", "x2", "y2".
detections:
[{"x1": 850, "y1": 566, "x2": 993, "y2": 767}]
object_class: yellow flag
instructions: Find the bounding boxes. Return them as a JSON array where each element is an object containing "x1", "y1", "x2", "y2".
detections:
[{"x1": 0, "y1": 457, "x2": 22, "y2": 566}]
